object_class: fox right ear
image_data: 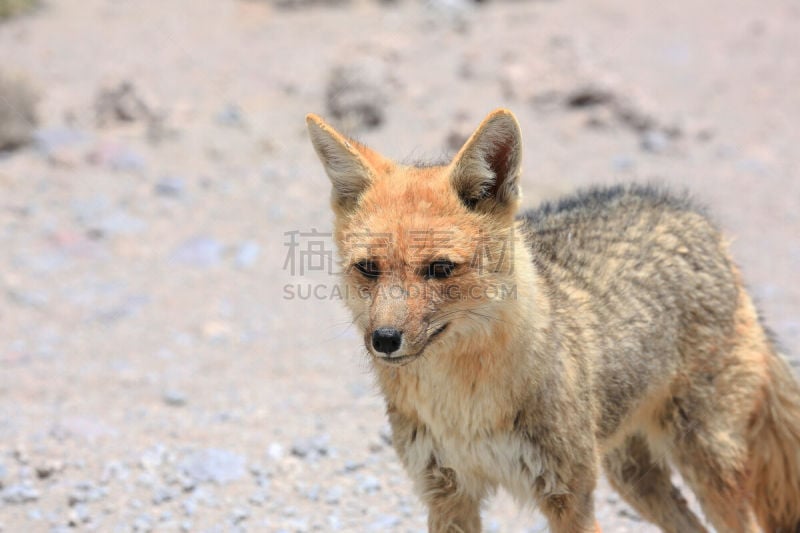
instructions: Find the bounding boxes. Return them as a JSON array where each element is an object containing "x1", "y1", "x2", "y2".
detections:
[
  {"x1": 306, "y1": 114, "x2": 375, "y2": 212},
  {"x1": 449, "y1": 109, "x2": 522, "y2": 216}
]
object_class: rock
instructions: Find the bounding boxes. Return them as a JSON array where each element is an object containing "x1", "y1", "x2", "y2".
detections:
[
  {"x1": 230, "y1": 507, "x2": 249, "y2": 524},
  {"x1": 67, "y1": 481, "x2": 107, "y2": 506},
  {"x1": 100, "y1": 461, "x2": 130, "y2": 484},
  {"x1": 357, "y1": 475, "x2": 381, "y2": 494},
  {"x1": 290, "y1": 439, "x2": 313, "y2": 459},
  {"x1": 152, "y1": 486, "x2": 177, "y2": 505},
  {"x1": 267, "y1": 0, "x2": 348, "y2": 10},
  {"x1": 640, "y1": 129, "x2": 670, "y2": 153},
  {"x1": 215, "y1": 104, "x2": 247, "y2": 129},
  {"x1": 2, "y1": 482, "x2": 40, "y2": 504},
  {"x1": 162, "y1": 389, "x2": 187, "y2": 407},
  {"x1": 325, "y1": 59, "x2": 390, "y2": 131},
  {"x1": 235, "y1": 241, "x2": 260, "y2": 269},
  {"x1": 139, "y1": 445, "x2": 168, "y2": 471},
  {"x1": 154, "y1": 176, "x2": 186, "y2": 198},
  {"x1": 87, "y1": 143, "x2": 147, "y2": 172},
  {"x1": 564, "y1": 85, "x2": 615, "y2": 109},
  {"x1": 324, "y1": 485, "x2": 343, "y2": 505},
  {"x1": 94, "y1": 81, "x2": 154, "y2": 126},
  {"x1": 378, "y1": 424, "x2": 393, "y2": 446},
  {"x1": 290, "y1": 435, "x2": 329, "y2": 459},
  {"x1": 35, "y1": 460, "x2": 63, "y2": 480},
  {"x1": 267, "y1": 443, "x2": 284, "y2": 461},
  {"x1": 248, "y1": 490, "x2": 268, "y2": 506},
  {"x1": 181, "y1": 499, "x2": 197, "y2": 517},
  {"x1": 343, "y1": 460, "x2": 363, "y2": 472},
  {"x1": 171, "y1": 236, "x2": 224, "y2": 268},
  {"x1": 611, "y1": 154, "x2": 635, "y2": 172},
  {"x1": 0, "y1": 71, "x2": 38, "y2": 151},
  {"x1": 179, "y1": 449, "x2": 247, "y2": 485},
  {"x1": 132, "y1": 514, "x2": 155, "y2": 532},
  {"x1": 33, "y1": 126, "x2": 90, "y2": 166},
  {"x1": 67, "y1": 504, "x2": 91, "y2": 526},
  {"x1": 563, "y1": 82, "x2": 681, "y2": 141},
  {"x1": 369, "y1": 514, "x2": 400, "y2": 530}
]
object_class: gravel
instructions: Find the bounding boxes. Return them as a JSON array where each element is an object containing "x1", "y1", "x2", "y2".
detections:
[{"x1": 0, "y1": 0, "x2": 797, "y2": 531}]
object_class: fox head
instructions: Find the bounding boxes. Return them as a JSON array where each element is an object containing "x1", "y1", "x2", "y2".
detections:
[{"x1": 307, "y1": 109, "x2": 524, "y2": 367}]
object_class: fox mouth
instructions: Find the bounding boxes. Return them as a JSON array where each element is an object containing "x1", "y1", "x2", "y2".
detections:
[{"x1": 375, "y1": 323, "x2": 449, "y2": 367}]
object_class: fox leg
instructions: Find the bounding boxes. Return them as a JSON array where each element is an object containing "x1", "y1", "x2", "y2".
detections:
[
  {"x1": 603, "y1": 433, "x2": 707, "y2": 533},
  {"x1": 387, "y1": 408, "x2": 483, "y2": 533},
  {"x1": 422, "y1": 462, "x2": 483, "y2": 533},
  {"x1": 537, "y1": 487, "x2": 599, "y2": 533},
  {"x1": 663, "y1": 388, "x2": 761, "y2": 533}
]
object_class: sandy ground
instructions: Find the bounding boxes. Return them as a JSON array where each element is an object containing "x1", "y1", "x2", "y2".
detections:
[{"x1": 0, "y1": 0, "x2": 798, "y2": 531}]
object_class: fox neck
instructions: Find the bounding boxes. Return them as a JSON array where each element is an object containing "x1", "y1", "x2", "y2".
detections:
[{"x1": 374, "y1": 226, "x2": 550, "y2": 435}]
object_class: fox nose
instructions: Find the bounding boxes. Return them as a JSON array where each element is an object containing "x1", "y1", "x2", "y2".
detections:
[{"x1": 372, "y1": 327, "x2": 402, "y2": 354}]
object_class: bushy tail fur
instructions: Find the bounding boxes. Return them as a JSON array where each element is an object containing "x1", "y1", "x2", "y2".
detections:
[{"x1": 748, "y1": 351, "x2": 800, "y2": 532}]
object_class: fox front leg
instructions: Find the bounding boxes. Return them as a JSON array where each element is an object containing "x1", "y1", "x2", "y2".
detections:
[{"x1": 387, "y1": 408, "x2": 483, "y2": 533}]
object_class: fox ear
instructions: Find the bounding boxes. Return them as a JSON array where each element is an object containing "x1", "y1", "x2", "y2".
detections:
[
  {"x1": 306, "y1": 114, "x2": 379, "y2": 212},
  {"x1": 450, "y1": 109, "x2": 522, "y2": 215}
]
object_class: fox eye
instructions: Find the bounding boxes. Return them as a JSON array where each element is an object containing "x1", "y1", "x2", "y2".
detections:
[
  {"x1": 353, "y1": 259, "x2": 380, "y2": 280},
  {"x1": 424, "y1": 260, "x2": 456, "y2": 280}
]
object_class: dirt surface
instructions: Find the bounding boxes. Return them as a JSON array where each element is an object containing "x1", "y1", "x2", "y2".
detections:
[{"x1": 0, "y1": 0, "x2": 798, "y2": 531}]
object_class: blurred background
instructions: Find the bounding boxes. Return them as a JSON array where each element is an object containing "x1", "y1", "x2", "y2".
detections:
[{"x1": 0, "y1": 0, "x2": 798, "y2": 531}]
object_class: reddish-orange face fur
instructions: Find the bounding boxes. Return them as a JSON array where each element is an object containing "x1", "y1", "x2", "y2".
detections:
[
  {"x1": 307, "y1": 109, "x2": 523, "y2": 367},
  {"x1": 340, "y1": 164, "x2": 517, "y2": 364}
]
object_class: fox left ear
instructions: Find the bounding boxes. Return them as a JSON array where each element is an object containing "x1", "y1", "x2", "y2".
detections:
[
  {"x1": 450, "y1": 109, "x2": 522, "y2": 215},
  {"x1": 306, "y1": 113, "x2": 381, "y2": 213}
]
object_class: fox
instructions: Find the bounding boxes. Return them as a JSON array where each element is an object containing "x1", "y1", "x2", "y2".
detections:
[{"x1": 306, "y1": 108, "x2": 800, "y2": 533}]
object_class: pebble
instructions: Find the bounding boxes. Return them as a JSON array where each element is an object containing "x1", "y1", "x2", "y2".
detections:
[
  {"x1": 101, "y1": 461, "x2": 130, "y2": 484},
  {"x1": 2, "y1": 482, "x2": 40, "y2": 504},
  {"x1": 343, "y1": 460, "x2": 363, "y2": 472},
  {"x1": 132, "y1": 514, "x2": 155, "y2": 532},
  {"x1": 215, "y1": 104, "x2": 247, "y2": 129},
  {"x1": 378, "y1": 424, "x2": 393, "y2": 446},
  {"x1": 248, "y1": 490, "x2": 268, "y2": 506},
  {"x1": 324, "y1": 485, "x2": 343, "y2": 505},
  {"x1": 154, "y1": 176, "x2": 186, "y2": 198},
  {"x1": 68, "y1": 504, "x2": 91, "y2": 526},
  {"x1": 94, "y1": 81, "x2": 154, "y2": 125},
  {"x1": 162, "y1": 389, "x2": 187, "y2": 407},
  {"x1": 267, "y1": 443, "x2": 284, "y2": 461},
  {"x1": 35, "y1": 460, "x2": 63, "y2": 480},
  {"x1": 290, "y1": 435, "x2": 329, "y2": 459},
  {"x1": 325, "y1": 59, "x2": 389, "y2": 131},
  {"x1": 171, "y1": 236, "x2": 224, "y2": 268},
  {"x1": 181, "y1": 499, "x2": 198, "y2": 517},
  {"x1": 139, "y1": 445, "x2": 168, "y2": 471},
  {"x1": 235, "y1": 240, "x2": 260, "y2": 269},
  {"x1": 357, "y1": 475, "x2": 381, "y2": 494},
  {"x1": 67, "y1": 480, "x2": 107, "y2": 506},
  {"x1": 152, "y1": 486, "x2": 177, "y2": 505},
  {"x1": 369, "y1": 514, "x2": 400, "y2": 530},
  {"x1": 640, "y1": 129, "x2": 670, "y2": 153},
  {"x1": 179, "y1": 448, "x2": 246, "y2": 485},
  {"x1": 34, "y1": 126, "x2": 90, "y2": 166},
  {"x1": 231, "y1": 507, "x2": 249, "y2": 524},
  {"x1": 612, "y1": 154, "x2": 635, "y2": 172}
]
